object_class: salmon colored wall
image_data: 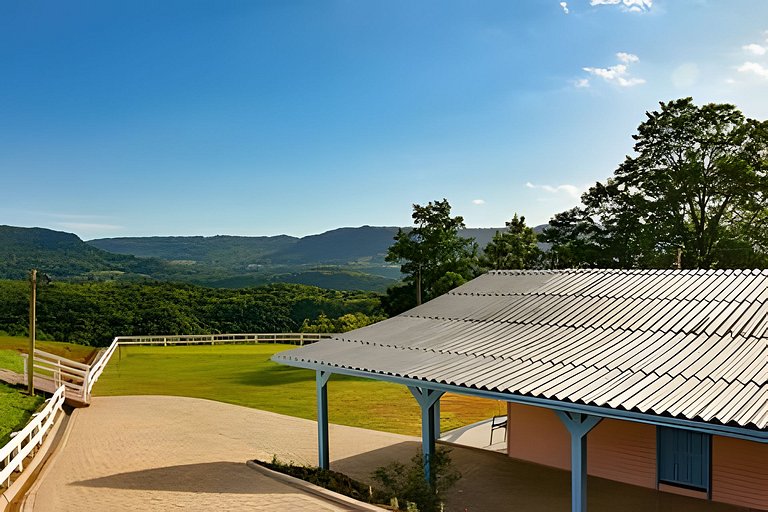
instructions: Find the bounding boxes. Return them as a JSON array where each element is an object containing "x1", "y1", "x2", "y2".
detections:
[
  {"x1": 505, "y1": 403, "x2": 656, "y2": 488},
  {"x1": 505, "y1": 403, "x2": 768, "y2": 510},
  {"x1": 712, "y1": 436, "x2": 768, "y2": 511}
]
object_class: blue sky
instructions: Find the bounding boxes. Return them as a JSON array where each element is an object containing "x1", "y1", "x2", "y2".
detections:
[{"x1": 2, "y1": 0, "x2": 767, "y2": 239}]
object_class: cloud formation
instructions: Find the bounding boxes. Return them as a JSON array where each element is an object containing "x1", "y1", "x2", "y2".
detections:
[
  {"x1": 734, "y1": 31, "x2": 768, "y2": 81},
  {"x1": 590, "y1": 0, "x2": 652, "y2": 12},
  {"x1": 581, "y1": 52, "x2": 645, "y2": 87},
  {"x1": 743, "y1": 43, "x2": 767, "y2": 56},
  {"x1": 472, "y1": 199, "x2": 486, "y2": 205},
  {"x1": 560, "y1": 2, "x2": 570, "y2": 14},
  {"x1": 525, "y1": 182, "x2": 583, "y2": 199},
  {"x1": 738, "y1": 61, "x2": 768, "y2": 79}
]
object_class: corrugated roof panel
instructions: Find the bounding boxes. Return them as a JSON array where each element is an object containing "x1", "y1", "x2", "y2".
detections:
[
  {"x1": 679, "y1": 379, "x2": 730, "y2": 420},
  {"x1": 697, "y1": 380, "x2": 752, "y2": 423},
  {"x1": 716, "y1": 337, "x2": 765, "y2": 383},
  {"x1": 713, "y1": 382, "x2": 760, "y2": 424},
  {"x1": 607, "y1": 373, "x2": 672, "y2": 410},
  {"x1": 273, "y1": 269, "x2": 768, "y2": 430},
  {"x1": 731, "y1": 385, "x2": 768, "y2": 429},
  {"x1": 642, "y1": 375, "x2": 700, "y2": 414}
]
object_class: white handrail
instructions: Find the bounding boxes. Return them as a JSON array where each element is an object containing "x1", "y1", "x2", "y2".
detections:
[{"x1": 0, "y1": 385, "x2": 65, "y2": 487}]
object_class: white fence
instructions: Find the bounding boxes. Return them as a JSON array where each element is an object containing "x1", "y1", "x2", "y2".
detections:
[
  {"x1": 21, "y1": 333, "x2": 331, "y2": 406},
  {"x1": 22, "y1": 349, "x2": 90, "y2": 404},
  {"x1": 84, "y1": 333, "x2": 333, "y2": 399},
  {"x1": 113, "y1": 332, "x2": 332, "y2": 346},
  {"x1": 0, "y1": 385, "x2": 65, "y2": 487}
]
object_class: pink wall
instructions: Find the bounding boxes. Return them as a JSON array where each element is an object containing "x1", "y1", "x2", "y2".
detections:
[
  {"x1": 506, "y1": 403, "x2": 656, "y2": 488},
  {"x1": 712, "y1": 436, "x2": 768, "y2": 510},
  {"x1": 505, "y1": 403, "x2": 768, "y2": 510}
]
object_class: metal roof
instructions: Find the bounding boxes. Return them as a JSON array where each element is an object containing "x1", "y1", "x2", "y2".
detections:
[{"x1": 273, "y1": 269, "x2": 768, "y2": 431}]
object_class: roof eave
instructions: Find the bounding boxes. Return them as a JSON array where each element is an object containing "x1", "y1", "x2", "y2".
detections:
[{"x1": 274, "y1": 355, "x2": 768, "y2": 444}]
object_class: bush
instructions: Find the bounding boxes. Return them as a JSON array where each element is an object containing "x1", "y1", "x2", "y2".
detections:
[{"x1": 371, "y1": 447, "x2": 461, "y2": 512}]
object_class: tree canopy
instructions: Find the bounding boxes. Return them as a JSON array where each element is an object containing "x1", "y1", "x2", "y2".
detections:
[
  {"x1": 542, "y1": 98, "x2": 768, "y2": 269},
  {"x1": 480, "y1": 214, "x2": 541, "y2": 270},
  {"x1": 384, "y1": 199, "x2": 477, "y2": 312}
]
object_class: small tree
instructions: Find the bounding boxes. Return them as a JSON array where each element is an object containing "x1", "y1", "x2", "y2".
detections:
[
  {"x1": 480, "y1": 214, "x2": 541, "y2": 270},
  {"x1": 385, "y1": 199, "x2": 477, "y2": 312}
]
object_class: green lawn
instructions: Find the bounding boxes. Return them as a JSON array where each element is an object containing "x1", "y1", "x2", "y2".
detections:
[
  {"x1": 0, "y1": 383, "x2": 44, "y2": 445},
  {"x1": 94, "y1": 344, "x2": 501, "y2": 436},
  {"x1": 0, "y1": 349, "x2": 23, "y2": 373}
]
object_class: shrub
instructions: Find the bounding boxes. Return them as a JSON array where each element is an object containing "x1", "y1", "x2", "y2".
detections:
[{"x1": 371, "y1": 447, "x2": 461, "y2": 512}]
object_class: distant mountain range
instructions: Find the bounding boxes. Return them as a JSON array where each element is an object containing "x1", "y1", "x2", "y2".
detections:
[{"x1": 1, "y1": 224, "x2": 541, "y2": 291}]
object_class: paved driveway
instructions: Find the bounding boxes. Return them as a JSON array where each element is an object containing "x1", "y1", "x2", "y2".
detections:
[
  {"x1": 27, "y1": 395, "x2": 749, "y2": 512},
  {"x1": 26, "y1": 396, "x2": 416, "y2": 511}
]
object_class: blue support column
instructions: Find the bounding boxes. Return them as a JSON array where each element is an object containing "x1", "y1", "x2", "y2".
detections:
[
  {"x1": 433, "y1": 397, "x2": 441, "y2": 440},
  {"x1": 316, "y1": 370, "x2": 331, "y2": 470},
  {"x1": 556, "y1": 411, "x2": 602, "y2": 512},
  {"x1": 408, "y1": 386, "x2": 444, "y2": 483}
]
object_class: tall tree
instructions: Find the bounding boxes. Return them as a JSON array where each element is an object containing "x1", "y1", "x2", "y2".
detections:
[
  {"x1": 385, "y1": 199, "x2": 477, "y2": 311},
  {"x1": 481, "y1": 214, "x2": 541, "y2": 270},
  {"x1": 544, "y1": 98, "x2": 768, "y2": 269}
]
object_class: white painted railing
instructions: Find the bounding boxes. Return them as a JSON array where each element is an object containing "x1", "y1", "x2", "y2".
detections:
[
  {"x1": 22, "y1": 349, "x2": 90, "y2": 403},
  {"x1": 0, "y1": 385, "x2": 65, "y2": 487},
  {"x1": 114, "y1": 333, "x2": 333, "y2": 346}
]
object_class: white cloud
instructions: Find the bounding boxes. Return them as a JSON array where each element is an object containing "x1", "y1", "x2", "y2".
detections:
[
  {"x1": 743, "y1": 43, "x2": 767, "y2": 56},
  {"x1": 616, "y1": 52, "x2": 639, "y2": 63},
  {"x1": 590, "y1": 0, "x2": 652, "y2": 13},
  {"x1": 472, "y1": 199, "x2": 486, "y2": 205},
  {"x1": 574, "y1": 78, "x2": 590, "y2": 88},
  {"x1": 525, "y1": 182, "x2": 583, "y2": 199},
  {"x1": 581, "y1": 52, "x2": 645, "y2": 87},
  {"x1": 560, "y1": 2, "x2": 570, "y2": 14},
  {"x1": 738, "y1": 61, "x2": 768, "y2": 79}
]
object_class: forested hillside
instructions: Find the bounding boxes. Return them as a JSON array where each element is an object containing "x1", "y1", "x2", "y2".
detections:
[
  {"x1": 0, "y1": 280, "x2": 384, "y2": 346},
  {"x1": 0, "y1": 225, "x2": 172, "y2": 280}
]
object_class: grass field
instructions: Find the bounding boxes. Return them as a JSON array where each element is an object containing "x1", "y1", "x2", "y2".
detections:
[
  {"x1": 0, "y1": 336, "x2": 98, "y2": 366},
  {"x1": 0, "y1": 383, "x2": 44, "y2": 445},
  {"x1": 94, "y1": 344, "x2": 503, "y2": 436}
]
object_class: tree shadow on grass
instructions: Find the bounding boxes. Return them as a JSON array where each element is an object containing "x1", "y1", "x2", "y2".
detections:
[{"x1": 71, "y1": 461, "x2": 294, "y2": 495}]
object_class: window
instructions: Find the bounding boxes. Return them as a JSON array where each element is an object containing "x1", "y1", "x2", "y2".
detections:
[{"x1": 657, "y1": 427, "x2": 710, "y2": 492}]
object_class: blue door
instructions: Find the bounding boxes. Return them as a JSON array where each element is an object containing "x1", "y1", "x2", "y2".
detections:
[{"x1": 658, "y1": 427, "x2": 710, "y2": 491}]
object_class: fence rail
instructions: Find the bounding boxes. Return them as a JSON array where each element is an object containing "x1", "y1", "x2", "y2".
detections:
[
  {"x1": 0, "y1": 385, "x2": 65, "y2": 487},
  {"x1": 22, "y1": 333, "x2": 331, "y2": 406},
  {"x1": 113, "y1": 333, "x2": 333, "y2": 346},
  {"x1": 22, "y1": 349, "x2": 90, "y2": 403}
]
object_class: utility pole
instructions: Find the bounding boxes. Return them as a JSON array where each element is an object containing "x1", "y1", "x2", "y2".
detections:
[{"x1": 28, "y1": 269, "x2": 37, "y2": 395}]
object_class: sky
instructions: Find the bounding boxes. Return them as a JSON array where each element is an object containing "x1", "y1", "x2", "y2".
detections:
[{"x1": 1, "y1": 0, "x2": 767, "y2": 240}]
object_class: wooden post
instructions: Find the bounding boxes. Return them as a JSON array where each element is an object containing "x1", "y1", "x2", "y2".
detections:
[{"x1": 28, "y1": 269, "x2": 37, "y2": 395}]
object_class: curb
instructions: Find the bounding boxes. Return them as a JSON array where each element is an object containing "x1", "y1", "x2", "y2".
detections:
[
  {"x1": 1, "y1": 408, "x2": 71, "y2": 512},
  {"x1": 17, "y1": 407, "x2": 80, "y2": 512},
  {"x1": 246, "y1": 460, "x2": 388, "y2": 512}
]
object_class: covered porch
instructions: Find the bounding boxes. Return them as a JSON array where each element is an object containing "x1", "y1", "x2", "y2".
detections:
[{"x1": 331, "y1": 434, "x2": 749, "y2": 512}]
